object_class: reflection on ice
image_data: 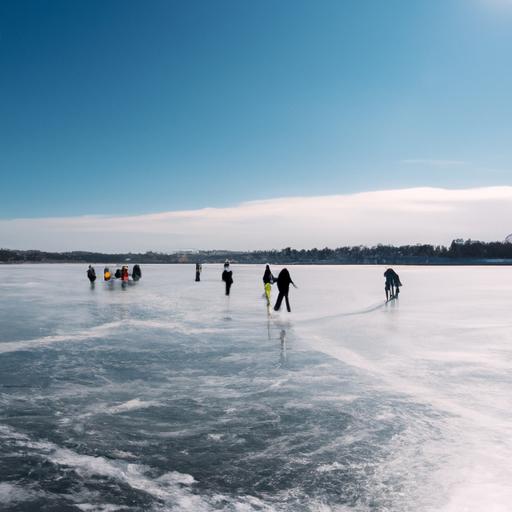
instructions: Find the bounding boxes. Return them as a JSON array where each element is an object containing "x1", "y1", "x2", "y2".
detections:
[{"x1": 280, "y1": 329, "x2": 288, "y2": 367}]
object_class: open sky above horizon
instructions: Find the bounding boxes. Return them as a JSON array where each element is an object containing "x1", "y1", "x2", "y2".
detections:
[{"x1": 1, "y1": 0, "x2": 512, "y2": 250}]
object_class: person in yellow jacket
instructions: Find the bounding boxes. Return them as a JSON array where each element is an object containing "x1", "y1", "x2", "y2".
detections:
[
  {"x1": 262, "y1": 265, "x2": 275, "y2": 307},
  {"x1": 104, "y1": 267, "x2": 112, "y2": 281}
]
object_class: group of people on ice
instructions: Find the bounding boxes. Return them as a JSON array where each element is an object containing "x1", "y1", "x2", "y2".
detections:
[
  {"x1": 87, "y1": 261, "x2": 402, "y2": 308},
  {"x1": 221, "y1": 261, "x2": 297, "y2": 312},
  {"x1": 87, "y1": 264, "x2": 142, "y2": 283},
  {"x1": 221, "y1": 261, "x2": 402, "y2": 311}
]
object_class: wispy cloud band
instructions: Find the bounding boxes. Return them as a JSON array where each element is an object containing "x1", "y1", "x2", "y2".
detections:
[{"x1": 0, "y1": 186, "x2": 511, "y2": 252}]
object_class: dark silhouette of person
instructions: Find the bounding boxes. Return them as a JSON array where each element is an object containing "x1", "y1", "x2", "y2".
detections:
[
  {"x1": 132, "y1": 264, "x2": 142, "y2": 281},
  {"x1": 87, "y1": 265, "x2": 96, "y2": 283},
  {"x1": 104, "y1": 267, "x2": 111, "y2": 281},
  {"x1": 274, "y1": 268, "x2": 296, "y2": 312},
  {"x1": 384, "y1": 268, "x2": 400, "y2": 300},
  {"x1": 393, "y1": 271, "x2": 402, "y2": 298},
  {"x1": 262, "y1": 264, "x2": 275, "y2": 306},
  {"x1": 195, "y1": 263, "x2": 202, "y2": 282},
  {"x1": 222, "y1": 261, "x2": 233, "y2": 296},
  {"x1": 114, "y1": 268, "x2": 122, "y2": 279}
]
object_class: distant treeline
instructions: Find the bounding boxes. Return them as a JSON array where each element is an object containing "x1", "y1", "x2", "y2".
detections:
[{"x1": 2, "y1": 239, "x2": 512, "y2": 265}]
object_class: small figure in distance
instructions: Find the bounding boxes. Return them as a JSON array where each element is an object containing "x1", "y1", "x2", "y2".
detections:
[
  {"x1": 121, "y1": 265, "x2": 129, "y2": 282},
  {"x1": 87, "y1": 265, "x2": 96, "y2": 283},
  {"x1": 104, "y1": 267, "x2": 111, "y2": 281},
  {"x1": 222, "y1": 260, "x2": 233, "y2": 296},
  {"x1": 384, "y1": 268, "x2": 400, "y2": 301},
  {"x1": 114, "y1": 268, "x2": 122, "y2": 279},
  {"x1": 132, "y1": 264, "x2": 142, "y2": 281},
  {"x1": 195, "y1": 263, "x2": 202, "y2": 282},
  {"x1": 262, "y1": 264, "x2": 275, "y2": 307},
  {"x1": 274, "y1": 268, "x2": 297, "y2": 313}
]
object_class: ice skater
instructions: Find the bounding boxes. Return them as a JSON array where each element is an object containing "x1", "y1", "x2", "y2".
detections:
[
  {"x1": 87, "y1": 265, "x2": 96, "y2": 283},
  {"x1": 222, "y1": 260, "x2": 233, "y2": 296},
  {"x1": 262, "y1": 264, "x2": 275, "y2": 307},
  {"x1": 132, "y1": 264, "x2": 142, "y2": 281},
  {"x1": 274, "y1": 268, "x2": 297, "y2": 312},
  {"x1": 384, "y1": 268, "x2": 400, "y2": 300},
  {"x1": 195, "y1": 263, "x2": 202, "y2": 282}
]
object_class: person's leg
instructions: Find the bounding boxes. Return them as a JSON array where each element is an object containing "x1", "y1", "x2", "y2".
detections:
[
  {"x1": 285, "y1": 294, "x2": 291, "y2": 312},
  {"x1": 274, "y1": 292, "x2": 284, "y2": 311},
  {"x1": 225, "y1": 282, "x2": 230, "y2": 295},
  {"x1": 265, "y1": 283, "x2": 271, "y2": 306}
]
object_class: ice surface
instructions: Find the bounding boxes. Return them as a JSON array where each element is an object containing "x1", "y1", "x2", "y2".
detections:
[{"x1": 0, "y1": 263, "x2": 511, "y2": 511}]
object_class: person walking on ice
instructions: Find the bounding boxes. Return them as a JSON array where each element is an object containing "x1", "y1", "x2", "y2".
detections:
[
  {"x1": 87, "y1": 265, "x2": 96, "y2": 283},
  {"x1": 222, "y1": 260, "x2": 233, "y2": 296},
  {"x1": 274, "y1": 268, "x2": 297, "y2": 312},
  {"x1": 132, "y1": 264, "x2": 142, "y2": 281},
  {"x1": 384, "y1": 268, "x2": 401, "y2": 300},
  {"x1": 262, "y1": 264, "x2": 275, "y2": 307}
]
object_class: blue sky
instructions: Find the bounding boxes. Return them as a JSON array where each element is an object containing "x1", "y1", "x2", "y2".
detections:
[{"x1": 1, "y1": 0, "x2": 512, "y2": 220}]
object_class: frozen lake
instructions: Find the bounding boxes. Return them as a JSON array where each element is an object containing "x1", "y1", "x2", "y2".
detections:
[{"x1": 0, "y1": 264, "x2": 511, "y2": 511}]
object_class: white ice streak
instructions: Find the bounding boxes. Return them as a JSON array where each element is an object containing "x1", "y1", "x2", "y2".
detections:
[
  {"x1": 0, "y1": 318, "x2": 220, "y2": 354},
  {"x1": 109, "y1": 398, "x2": 161, "y2": 414},
  {"x1": 0, "y1": 423, "x2": 278, "y2": 512},
  {"x1": 0, "y1": 321, "x2": 126, "y2": 354},
  {"x1": 0, "y1": 482, "x2": 40, "y2": 505},
  {"x1": 76, "y1": 504, "x2": 125, "y2": 511},
  {"x1": 3, "y1": 423, "x2": 208, "y2": 510}
]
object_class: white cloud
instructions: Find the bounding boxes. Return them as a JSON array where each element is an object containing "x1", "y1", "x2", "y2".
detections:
[{"x1": 1, "y1": 186, "x2": 511, "y2": 252}]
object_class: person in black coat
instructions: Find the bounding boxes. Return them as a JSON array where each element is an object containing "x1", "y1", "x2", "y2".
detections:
[
  {"x1": 274, "y1": 268, "x2": 296, "y2": 312},
  {"x1": 132, "y1": 264, "x2": 142, "y2": 281},
  {"x1": 86, "y1": 265, "x2": 96, "y2": 283},
  {"x1": 384, "y1": 268, "x2": 401, "y2": 300},
  {"x1": 222, "y1": 261, "x2": 233, "y2": 296}
]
